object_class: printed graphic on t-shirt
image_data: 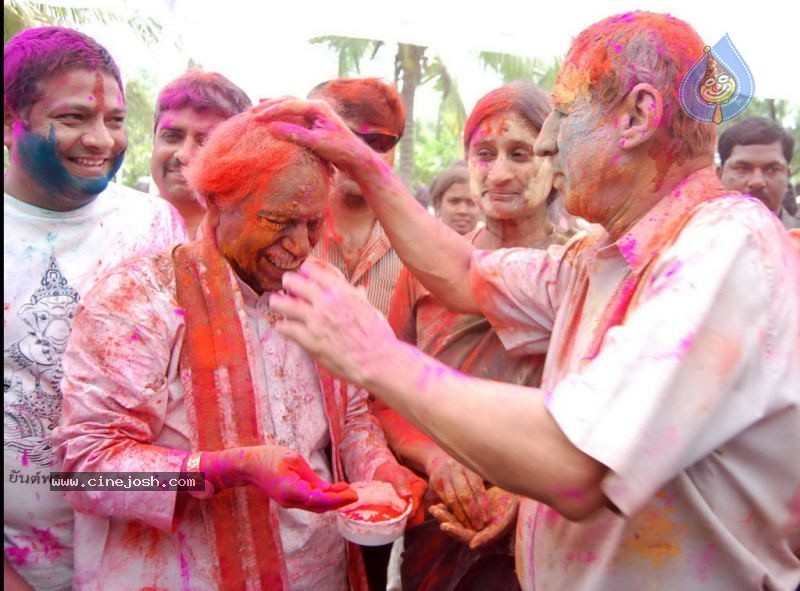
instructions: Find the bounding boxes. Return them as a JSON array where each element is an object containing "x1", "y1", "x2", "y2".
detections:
[{"x1": 4, "y1": 255, "x2": 80, "y2": 469}]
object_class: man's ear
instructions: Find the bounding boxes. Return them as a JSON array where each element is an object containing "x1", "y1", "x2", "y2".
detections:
[
  {"x1": 716, "y1": 164, "x2": 723, "y2": 179},
  {"x1": 618, "y1": 83, "x2": 663, "y2": 151},
  {"x1": 4, "y1": 104, "x2": 19, "y2": 150}
]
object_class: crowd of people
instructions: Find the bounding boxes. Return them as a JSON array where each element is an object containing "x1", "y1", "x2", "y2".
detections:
[{"x1": 4, "y1": 11, "x2": 799, "y2": 591}]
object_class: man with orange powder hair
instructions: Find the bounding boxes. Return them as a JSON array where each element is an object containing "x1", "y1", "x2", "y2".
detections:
[
  {"x1": 53, "y1": 106, "x2": 424, "y2": 591},
  {"x1": 259, "y1": 11, "x2": 800, "y2": 590}
]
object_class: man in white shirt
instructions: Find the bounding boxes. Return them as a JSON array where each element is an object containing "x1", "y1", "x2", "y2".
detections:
[
  {"x1": 4, "y1": 26, "x2": 186, "y2": 591},
  {"x1": 257, "y1": 10, "x2": 800, "y2": 591}
]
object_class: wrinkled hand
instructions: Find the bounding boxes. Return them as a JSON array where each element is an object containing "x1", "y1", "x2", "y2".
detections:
[
  {"x1": 269, "y1": 259, "x2": 398, "y2": 386},
  {"x1": 426, "y1": 454, "x2": 490, "y2": 531},
  {"x1": 430, "y1": 486, "x2": 519, "y2": 550},
  {"x1": 373, "y1": 461, "x2": 428, "y2": 527},
  {"x1": 252, "y1": 97, "x2": 377, "y2": 175},
  {"x1": 204, "y1": 445, "x2": 356, "y2": 513}
]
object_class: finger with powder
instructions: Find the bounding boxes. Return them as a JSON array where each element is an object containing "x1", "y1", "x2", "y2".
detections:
[
  {"x1": 254, "y1": 98, "x2": 346, "y2": 134},
  {"x1": 252, "y1": 98, "x2": 317, "y2": 123},
  {"x1": 269, "y1": 289, "x2": 311, "y2": 324},
  {"x1": 280, "y1": 269, "x2": 326, "y2": 307},
  {"x1": 253, "y1": 95, "x2": 297, "y2": 112},
  {"x1": 468, "y1": 487, "x2": 519, "y2": 550},
  {"x1": 297, "y1": 257, "x2": 350, "y2": 286},
  {"x1": 304, "y1": 487, "x2": 358, "y2": 511},
  {"x1": 429, "y1": 503, "x2": 475, "y2": 545},
  {"x1": 426, "y1": 455, "x2": 490, "y2": 531}
]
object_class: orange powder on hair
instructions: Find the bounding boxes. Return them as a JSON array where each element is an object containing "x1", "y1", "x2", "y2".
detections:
[
  {"x1": 185, "y1": 108, "x2": 332, "y2": 208},
  {"x1": 312, "y1": 78, "x2": 405, "y2": 137}
]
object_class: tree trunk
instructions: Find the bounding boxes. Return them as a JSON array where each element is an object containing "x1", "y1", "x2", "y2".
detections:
[
  {"x1": 396, "y1": 43, "x2": 425, "y2": 188},
  {"x1": 766, "y1": 98, "x2": 777, "y2": 120}
]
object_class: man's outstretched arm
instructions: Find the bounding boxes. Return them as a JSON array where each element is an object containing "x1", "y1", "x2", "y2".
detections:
[{"x1": 271, "y1": 260, "x2": 609, "y2": 521}]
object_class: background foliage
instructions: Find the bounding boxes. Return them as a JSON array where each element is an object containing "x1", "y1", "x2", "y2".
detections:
[{"x1": 4, "y1": 0, "x2": 799, "y2": 195}]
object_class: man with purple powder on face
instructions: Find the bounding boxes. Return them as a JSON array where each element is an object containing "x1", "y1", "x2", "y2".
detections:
[
  {"x1": 150, "y1": 69, "x2": 252, "y2": 237},
  {"x1": 4, "y1": 26, "x2": 186, "y2": 591}
]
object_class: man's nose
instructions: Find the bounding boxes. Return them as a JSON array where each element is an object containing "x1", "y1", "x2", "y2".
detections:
[
  {"x1": 174, "y1": 140, "x2": 197, "y2": 166},
  {"x1": 283, "y1": 223, "x2": 312, "y2": 257},
  {"x1": 746, "y1": 168, "x2": 766, "y2": 190},
  {"x1": 81, "y1": 119, "x2": 115, "y2": 152},
  {"x1": 535, "y1": 113, "x2": 559, "y2": 157}
]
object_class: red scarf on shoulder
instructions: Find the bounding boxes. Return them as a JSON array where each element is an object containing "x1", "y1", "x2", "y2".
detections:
[
  {"x1": 173, "y1": 224, "x2": 368, "y2": 591},
  {"x1": 174, "y1": 226, "x2": 287, "y2": 591}
]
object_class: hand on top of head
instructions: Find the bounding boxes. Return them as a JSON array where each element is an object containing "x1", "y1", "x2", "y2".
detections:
[
  {"x1": 254, "y1": 96, "x2": 335, "y2": 129},
  {"x1": 252, "y1": 98, "x2": 372, "y2": 172}
]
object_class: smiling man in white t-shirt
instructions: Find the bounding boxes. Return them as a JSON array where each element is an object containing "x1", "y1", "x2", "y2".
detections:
[{"x1": 3, "y1": 26, "x2": 186, "y2": 591}]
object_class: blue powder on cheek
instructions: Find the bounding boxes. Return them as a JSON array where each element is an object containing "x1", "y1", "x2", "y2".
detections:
[{"x1": 16, "y1": 125, "x2": 124, "y2": 201}]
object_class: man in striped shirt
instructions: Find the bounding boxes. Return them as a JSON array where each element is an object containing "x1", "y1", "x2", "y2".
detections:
[{"x1": 308, "y1": 78, "x2": 405, "y2": 317}]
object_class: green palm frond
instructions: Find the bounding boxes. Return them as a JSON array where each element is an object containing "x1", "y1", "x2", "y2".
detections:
[
  {"x1": 477, "y1": 51, "x2": 562, "y2": 89},
  {"x1": 421, "y1": 56, "x2": 466, "y2": 135},
  {"x1": 4, "y1": 1, "x2": 162, "y2": 45},
  {"x1": 310, "y1": 35, "x2": 383, "y2": 77}
]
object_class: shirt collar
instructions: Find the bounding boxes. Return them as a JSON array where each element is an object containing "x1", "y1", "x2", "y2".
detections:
[
  {"x1": 613, "y1": 166, "x2": 732, "y2": 273},
  {"x1": 234, "y1": 271, "x2": 271, "y2": 310}
]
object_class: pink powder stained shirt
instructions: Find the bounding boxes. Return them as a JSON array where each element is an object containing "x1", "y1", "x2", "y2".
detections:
[
  {"x1": 53, "y1": 251, "x2": 395, "y2": 591},
  {"x1": 4, "y1": 186, "x2": 187, "y2": 591},
  {"x1": 470, "y1": 168, "x2": 800, "y2": 590},
  {"x1": 389, "y1": 228, "x2": 543, "y2": 387},
  {"x1": 313, "y1": 220, "x2": 402, "y2": 316}
]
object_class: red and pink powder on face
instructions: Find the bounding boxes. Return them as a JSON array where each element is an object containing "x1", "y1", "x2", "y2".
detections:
[{"x1": 92, "y1": 71, "x2": 106, "y2": 111}]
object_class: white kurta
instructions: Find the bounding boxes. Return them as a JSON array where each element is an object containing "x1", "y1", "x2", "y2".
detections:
[{"x1": 54, "y1": 250, "x2": 394, "y2": 590}]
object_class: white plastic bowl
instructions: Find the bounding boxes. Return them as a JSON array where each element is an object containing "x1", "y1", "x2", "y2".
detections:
[{"x1": 336, "y1": 481, "x2": 412, "y2": 546}]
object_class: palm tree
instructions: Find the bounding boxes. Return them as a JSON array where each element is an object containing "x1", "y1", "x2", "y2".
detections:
[
  {"x1": 311, "y1": 35, "x2": 561, "y2": 188},
  {"x1": 311, "y1": 35, "x2": 464, "y2": 188},
  {"x1": 477, "y1": 51, "x2": 562, "y2": 90},
  {"x1": 4, "y1": 0, "x2": 162, "y2": 44}
]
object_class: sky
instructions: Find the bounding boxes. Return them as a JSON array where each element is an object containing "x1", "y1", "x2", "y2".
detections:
[{"x1": 45, "y1": 0, "x2": 800, "y2": 118}]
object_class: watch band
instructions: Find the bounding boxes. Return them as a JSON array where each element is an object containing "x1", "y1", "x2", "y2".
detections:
[{"x1": 185, "y1": 451, "x2": 215, "y2": 499}]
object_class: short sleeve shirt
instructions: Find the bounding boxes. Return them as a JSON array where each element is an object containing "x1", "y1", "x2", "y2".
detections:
[{"x1": 471, "y1": 168, "x2": 800, "y2": 590}]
